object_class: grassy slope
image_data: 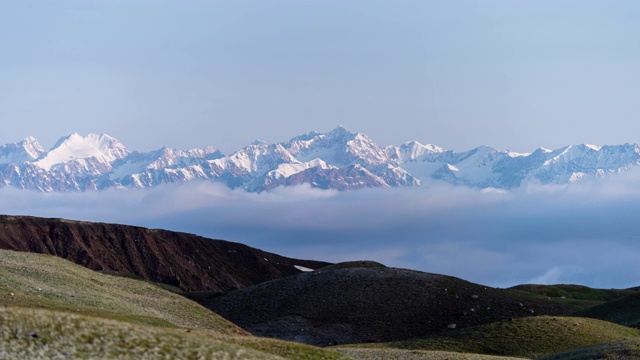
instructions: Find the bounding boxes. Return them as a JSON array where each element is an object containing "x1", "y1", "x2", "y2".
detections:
[
  {"x1": 0, "y1": 249, "x2": 243, "y2": 333},
  {"x1": 0, "y1": 307, "x2": 280, "y2": 360},
  {"x1": 539, "y1": 339, "x2": 640, "y2": 360},
  {"x1": 574, "y1": 293, "x2": 640, "y2": 329},
  {"x1": 7, "y1": 248, "x2": 640, "y2": 360},
  {"x1": 509, "y1": 285, "x2": 637, "y2": 312},
  {"x1": 510, "y1": 284, "x2": 636, "y2": 302},
  {"x1": 0, "y1": 250, "x2": 350, "y2": 360},
  {"x1": 340, "y1": 316, "x2": 639, "y2": 359},
  {"x1": 335, "y1": 348, "x2": 528, "y2": 360}
]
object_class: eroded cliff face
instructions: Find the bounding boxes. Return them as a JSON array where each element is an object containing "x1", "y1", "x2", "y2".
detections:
[{"x1": 0, "y1": 215, "x2": 329, "y2": 292}]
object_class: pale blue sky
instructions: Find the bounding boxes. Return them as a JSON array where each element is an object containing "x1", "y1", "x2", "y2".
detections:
[{"x1": 2, "y1": 1, "x2": 639, "y2": 153}]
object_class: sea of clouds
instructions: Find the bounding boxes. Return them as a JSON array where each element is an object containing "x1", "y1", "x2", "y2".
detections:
[{"x1": 2, "y1": 170, "x2": 640, "y2": 289}]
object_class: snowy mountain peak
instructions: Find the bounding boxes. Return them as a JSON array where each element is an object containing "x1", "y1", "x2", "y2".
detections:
[
  {"x1": 21, "y1": 136, "x2": 45, "y2": 158},
  {"x1": 2, "y1": 128, "x2": 640, "y2": 192},
  {"x1": 290, "y1": 130, "x2": 321, "y2": 142},
  {"x1": 395, "y1": 141, "x2": 445, "y2": 162},
  {"x1": 34, "y1": 133, "x2": 129, "y2": 171},
  {"x1": 49, "y1": 133, "x2": 120, "y2": 150},
  {"x1": 0, "y1": 136, "x2": 46, "y2": 165},
  {"x1": 282, "y1": 126, "x2": 389, "y2": 167},
  {"x1": 325, "y1": 125, "x2": 355, "y2": 140},
  {"x1": 344, "y1": 132, "x2": 388, "y2": 166},
  {"x1": 250, "y1": 139, "x2": 267, "y2": 146}
]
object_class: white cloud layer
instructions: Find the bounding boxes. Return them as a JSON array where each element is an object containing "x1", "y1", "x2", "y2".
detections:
[{"x1": 2, "y1": 171, "x2": 640, "y2": 289}]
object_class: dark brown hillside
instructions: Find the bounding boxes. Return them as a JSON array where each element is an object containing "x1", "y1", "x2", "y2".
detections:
[
  {"x1": 203, "y1": 261, "x2": 577, "y2": 346},
  {"x1": 0, "y1": 215, "x2": 329, "y2": 292}
]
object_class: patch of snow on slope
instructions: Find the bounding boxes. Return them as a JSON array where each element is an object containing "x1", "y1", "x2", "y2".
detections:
[
  {"x1": 569, "y1": 172, "x2": 586, "y2": 182},
  {"x1": 294, "y1": 265, "x2": 314, "y2": 272},
  {"x1": 507, "y1": 151, "x2": 531, "y2": 157},
  {"x1": 266, "y1": 159, "x2": 333, "y2": 180}
]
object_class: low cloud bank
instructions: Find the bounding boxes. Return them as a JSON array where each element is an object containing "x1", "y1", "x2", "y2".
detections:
[{"x1": 2, "y1": 171, "x2": 640, "y2": 289}]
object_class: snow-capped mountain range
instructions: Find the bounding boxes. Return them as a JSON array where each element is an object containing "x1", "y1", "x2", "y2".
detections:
[{"x1": 1, "y1": 126, "x2": 639, "y2": 192}]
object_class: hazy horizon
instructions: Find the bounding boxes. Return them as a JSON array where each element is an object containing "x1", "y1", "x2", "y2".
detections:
[{"x1": 2, "y1": 174, "x2": 640, "y2": 289}]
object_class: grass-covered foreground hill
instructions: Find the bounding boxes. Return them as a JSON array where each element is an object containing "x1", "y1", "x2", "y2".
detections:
[
  {"x1": 336, "y1": 316, "x2": 640, "y2": 359},
  {"x1": 539, "y1": 339, "x2": 640, "y2": 360},
  {"x1": 0, "y1": 249, "x2": 349, "y2": 360},
  {"x1": 0, "y1": 307, "x2": 279, "y2": 360},
  {"x1": 0, "y1": 249, "x2": 243, "y2": 332},
  {"x1": 3, "y1": 251, "x2": 640, "y2": 360}
]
